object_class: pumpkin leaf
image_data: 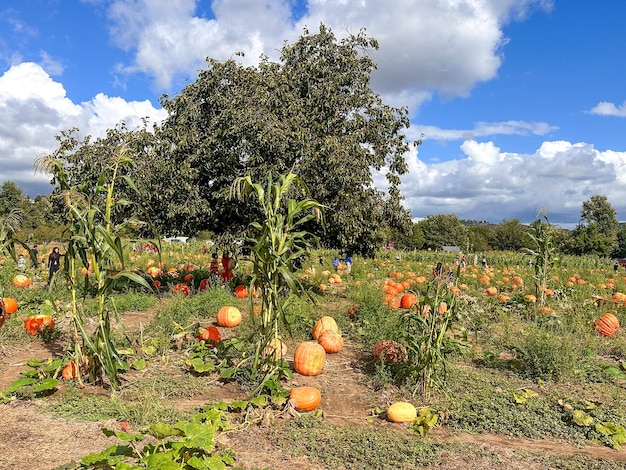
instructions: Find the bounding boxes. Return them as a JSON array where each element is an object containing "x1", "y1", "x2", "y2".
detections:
[
  {"x1": 572, "y1": 410, "x2": 594, "y2": 427},
  {"x1": 102, "y1": 427, "x2": 145, "y2": 442},
  {"x1": 228, "y1": 400, "x2": 249, "y2": 412},
  {"x1": 187, "y1": 358, "x2": 214, "y2": 374},
  {"x1": 148, "y1": 422, "x2": 182, "y2": 440},
  {"x1": 140, "y1": 452, "x2": 179, "y2": 470},
  {"x1": 174, "y1": 421, "x2": 216, "y2": 452},
  {"x1": 5, "y1": 377, "x2": 37, "y2": 393},
  {"x1": 32, "y1": 378, "x2": 59, "y2": 393},
  {"x1": 131, "y1": 358, "x2": 147, "y2": 370}
]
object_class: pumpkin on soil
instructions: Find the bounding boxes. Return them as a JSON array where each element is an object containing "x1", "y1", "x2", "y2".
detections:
[
  {"x1": 593, "y1": 313, "x2": 620, "y2": 337},
  {"x1": 173, "y1": 283, "x2": 190, "y2": 296},
  {"x1": 216, "y1": 306, "x2": 242, "y2": 327},
  {"x1": 387, "y1": 402, "x2": 417, "y2": 423},
  {"x1": 197, "y1": 326, "x2": 221, "y2": 346},
  {"x1": 311, "y1": 315, "x2": 339, "y2": 340},
  {"x1": 293, "y1": 341, "x2": 326, "y2": 376},
  {"x1": 373, "y1": 340, "x2": 408, "y2": 363},
  {"x1": 24, "y1": 315, "x2": 55, "y2": 336},
  {"x1": 62, "y1": 361, "x2": 78, "y2": 381},
  {"x1": 12, "y1": 274, "x2": 31, "y2": 288},
  {"x1": 317, "y1": 330, "x2": 344, "y2": 354},
  {"x1": 289, "y1": 386, "x2": 322, "y2": 411}
]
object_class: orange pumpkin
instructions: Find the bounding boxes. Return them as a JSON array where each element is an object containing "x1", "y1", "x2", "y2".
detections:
[
  {"x1": 12, "y1": 274, "x2": 31, "y2": 288},
  {"x1": 62, "y1": 361, "x2": 78, "y2": 381},
  {"x1": 312, "y1": 316, "x2": 339, "y2": 340},
  {"x1": 293, "y1": 341, "x2": 326, "y2": 376},
  {"x1": 2, "y1": 298, "x2": 18, "y2": 315},
  {"x1": 173, "y1": 283, "x2": 190, "y2": 296},
  {"x1": 234, "y1": 285, "x2": 248, "y2": 298},
  {"x1": 216, "y1": 306, "x2": 242, "y2": 327},
  {"x1": 593, "y1": 313, "x2": 620, "y2": 337},
  {"x1": 198, "y1": 278, "x2": 210, "y2": 291},
  {"x1": 197, "y1": 326, "x2": 221, "y2": 346},
  {"x1": 24, "y1": 315, "x2": 55, "y2": 336},
  {"x1": 146, "y1": 266, "x2": 162, "y2": 277},
  {"x1": 289, "y1": 386, "x2": 322, "y2": 411},
  {"x1": 183, "y1": 273, "x2": 194, "y2": 284},
  {"x1": 317, "y1": 330, "x2": 344, "y2": 354},
  {"x1": 486, "y1": 287, "x2": 498, "y2": 296},
  {"x1": 400, "y1": 293, "x2": 417, "y2": 309}
]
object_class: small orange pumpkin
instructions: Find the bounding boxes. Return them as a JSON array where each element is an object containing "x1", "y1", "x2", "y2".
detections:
[
  {"x1": 216, "y1": 306, "x2": 242, "y2": 327},
  {"x1": 62, "y1": 361, "x2": 78, "y2": 381},
  {"x1": 2, "y1": 298, "x2": 18, "y2": 315},
  {"x1": 293, "y1": 341, "x2": 326, "y2": 376},
  {"x1": 197, "y1": 326, "x2": 221, "y2": 346},
  {"x1": 234, "y1": 285, "x2": 248, "y2": 299},
  {"x1": 24, "y1": 315, "x2": 55, "y2": 336},
  {"x1": 12, "y1": 274, "x2": 31, "y2": 288},
  {"x1": 289, "y1": 386, "x2": 322, "y2": 411},
  {"x1": 317, "y1": 330, "x2": 344, "y2": 354},
  {"x1": 173, "y1": 283, "x2": 190, "y2": 296},
  {"x1": 400, "y1": 293, "x2": 417, "y2": 309}
]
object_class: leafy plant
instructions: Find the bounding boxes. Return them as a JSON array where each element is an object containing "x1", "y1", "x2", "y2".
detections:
[
  {"x1": 230, "y1": 172, "x2": 323, "y2": 394},
  {"x1": 0, "y1": 358, "x2": 62, "y2": 402}
]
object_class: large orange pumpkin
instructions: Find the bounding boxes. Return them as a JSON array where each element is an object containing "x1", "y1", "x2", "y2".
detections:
[
  {"x1": 216, "y1": 306, "x2": 242, "y2": 327},
  {"x1": 312, "y1": 315, "x2": 339, "y2": 340},
  {"x1": 289, "y1": 386, "x2": 322, "y2": 411},
  {"x1": 593, "y1": 313, "x2": 620, "y2": 337},
  {"x1": 12, "y1": 274, "x2": 31, "y2": 288},
  {"x1": 317, "y1": 330, "x2": 344, "y2": 354},
  {"x1": 293, "y1": 341, "x2": 326, "y2": 376}
]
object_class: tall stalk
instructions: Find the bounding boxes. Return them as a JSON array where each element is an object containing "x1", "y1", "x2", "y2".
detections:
[
  {"x1": 522, "y1": 214, "x2": 558, "y2": 308},
  {"x1": 231, "y1": 172, "x2": 323, "y2": 388},
  {"x1": 37, "y1": 144, "x2": 151, "y2": 388}
]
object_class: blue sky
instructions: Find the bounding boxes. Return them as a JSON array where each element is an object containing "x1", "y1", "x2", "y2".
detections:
[{"x1": 1, "y1": 0, "x2": 625, "y2": 228}]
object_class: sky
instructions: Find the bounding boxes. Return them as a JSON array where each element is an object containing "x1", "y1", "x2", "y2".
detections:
[{"x1": 1, "y1": 0, "x2": 625, "y2": 229}]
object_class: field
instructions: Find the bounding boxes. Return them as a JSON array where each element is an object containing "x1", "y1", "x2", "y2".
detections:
[{"x1": 1, "y1": 246, "x2": 626, "y2": 469}]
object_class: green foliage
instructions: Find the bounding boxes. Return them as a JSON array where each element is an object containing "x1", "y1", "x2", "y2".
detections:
[
  {"x1": 418, "y1": 214, "x2": 468, "y2": 250},
  {"x1": 0, "y1": 357, "x2": 62, "y2": 402}
]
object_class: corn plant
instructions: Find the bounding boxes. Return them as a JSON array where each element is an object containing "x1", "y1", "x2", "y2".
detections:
[
  {"x1": 522, "y1": 214, "x2": 559, "y2": 307},
  {"x1": 400, "y1": 283, "x2": 467, "y2": 397},
  {"x1": 230, "y1": 172, "x2": 323, "y2": 394},
  {"x1": 36, "y1": 144, "x2": 151, "y2": 388}
]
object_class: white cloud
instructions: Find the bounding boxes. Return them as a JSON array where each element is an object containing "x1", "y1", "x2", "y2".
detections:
[
  {"x1": 416, "y1": 120, "x2": 557, "y2": 141},
  {"x1": 589, "y1": 101, "x2": 626, "y2": 117},
  {"x1": 398, "y1": 140, "x2": 626, "y2": 224},
  {"x1": 0, "y1": 62, "x2": 167, "y2": 196},
  {"x1": 105, "y1": 0, "x2": 553, "y2": 113}
]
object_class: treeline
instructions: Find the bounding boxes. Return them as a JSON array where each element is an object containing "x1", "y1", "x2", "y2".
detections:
[{"x1": 5, "y1": 179, "x2": 625, "y2": 259}]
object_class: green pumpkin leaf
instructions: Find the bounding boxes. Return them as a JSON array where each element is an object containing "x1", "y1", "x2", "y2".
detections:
[
  {"x1": 148, "y1": 422, "x2": 182, "y2": 440},
  {"x1": 141, "y1": 452, "x2": 179, "y2": 470},
  {"x1": 188, "y1": 358, "x2": 214, "y2": 373},
  {"x1": 26, "y1": 358, "x2": 43, "y2": 368},
  {"x1": 33, "y1": 378, "x2": 59, "y2": 393},
  {"x1": 174, "y1": 421, "x2": 216, "y2": 452},
  {"x1": 131, "y1": 358, "x2": 146, "y2": 370},
  {"x1": 572, "y1": 410, "x2": 594, "y2": 427}
]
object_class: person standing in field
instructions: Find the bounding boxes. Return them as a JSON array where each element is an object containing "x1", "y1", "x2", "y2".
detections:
[
  {"x1": 31, "y1": 244, "x2": 39, "y2": 268},
  {"x1": 47, "y1": 247, "x2": 63, "y2": 284}
]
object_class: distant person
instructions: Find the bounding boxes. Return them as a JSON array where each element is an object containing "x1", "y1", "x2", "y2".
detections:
[
  {"x1": 433, "y1": 262, "x2": 445, "y2": 277},
  {"x1": 221, "y1": 252, "x2": 234, "y2": 282},
  {"x1": 31, "y1": 244, "x2": 39, "y2": 268},
  {"x1": 17, "y1": 254, "x2": 26, "y2": 270},
  {"x1": 614, "y1": 262, "x2": 619, "y2": 274},
  {"x1": 345, "y1": 255, "x2": 352, "y2": 274},
  {"x1": 333, "y1": 257, "x2": 339, "y2": 272},
  {"x1": 481, "y1": 257, "x2": 487, "y2": 269},
  {"x1": 47, "y1": 247, "x2": 63, "y2": 284}
]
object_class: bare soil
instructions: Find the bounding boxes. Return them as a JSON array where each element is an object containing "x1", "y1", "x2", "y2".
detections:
[{"x1": 2, "y1": 309, "x2": 626, "y2": 470}]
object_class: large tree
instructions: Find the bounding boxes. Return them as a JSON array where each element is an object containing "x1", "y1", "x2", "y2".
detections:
[
  {"x1": 492, "y1": 218, "x2": 527, "y2": 251},
  {"x1": 155, "y1": 24, "x2": 413, "y2": 255},
  {"x1": 417, "y1": 214, "x2": 468, "y2": 251}
]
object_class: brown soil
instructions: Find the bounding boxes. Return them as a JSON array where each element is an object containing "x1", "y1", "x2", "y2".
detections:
[{"x1": 2, "y1": 308, "x2": 626, "y2": 470}]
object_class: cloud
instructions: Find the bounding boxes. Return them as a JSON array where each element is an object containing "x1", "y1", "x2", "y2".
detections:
[
  {"x1": 416, "y1": 120, "x2": 557, "y2": 141},
  {"x1": 0, "y1": 62, "x2": 167, "y2": 197},
  {"x1": 589, "y1": 101, "x2": 626, "y2": 117},
  {"x1": 104, "y1": 0, "x2": 553, "y2": 112},
  {"x1": 396, "y1": 139, "x2": 626, "y2": 225}
]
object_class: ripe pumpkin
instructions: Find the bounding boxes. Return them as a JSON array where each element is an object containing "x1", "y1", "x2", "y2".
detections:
[
  {"x1": 373, "y1": 340, "x2": 408, "y2": 363},
  {"x1": 183, "y1": 273, "x2": 194, "y2": 284},
  {"x1": 2, "y1": 298, "x2": 18, "y2": 315},
  {"x1": 400, "y1": 293, "x2": 417, "y2": 309},
  {"x1": 198, "y1": 278, "x2": 210, "y2": 291},
  {"x1": 62, "y1": 361, "x2": 78, "y2": 381},
  {"x1": 593, "y1": 313, "x2": 620, "y2": 337},
  {"x1": 216, "y1": 306, "x2": 242, "y2": 327},
  {"x1": 197, "y1": 326, "x2": 221, "y2": 346},
  {"x1": 12, "y1": 274, "x2": 31, "y2": 288},
  {"x1": 234, "y1": 285, "x2": 248, "y2": 299},
  {"x1": 289, "y1": 386, "x2": 322, "y2": 411},
  {"x1": 387, "y1": 401, "x2": 417, "y2": 423},
  {"x1": 173, "y1": 283, "x2": 190, "y2": 296},
  {"x1": 486, "y1": 287, "x2": 498, "y2": 296},
  {"x1": 24, "y1": 315, "x2": 55, "y2": 336},
  {"x1": 293, "y1": 341, "x2": 326, "y2": 376},
  {"x1": 317, "y1": 330, "x2": 344, "y2": 354},
  {"x1": 312, "y1": 315, "x2": 340, "y2": 340},
  {"x1": 146, "y1": 266, "x2": 162, "y2": 277}
]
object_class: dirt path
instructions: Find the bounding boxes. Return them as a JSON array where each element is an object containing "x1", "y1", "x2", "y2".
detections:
[{"x1": 2, "y1": 306, "x2": 626, "y2": 469}]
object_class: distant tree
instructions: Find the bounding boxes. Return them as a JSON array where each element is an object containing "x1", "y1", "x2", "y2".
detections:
[
  {"x1": 0, "y1": 181, "x2": 25, "y2": 215},
  {"x1": 467, "y1": 225, "x2": 493, "y2": 252},
  {"x1": 418, "y1": 214, "x2": 468, "y2": 250},
  {"x1": 614, "y1": 224, "x2": 626, "y2": 258},
  {"x1": 564, "y1": 195, "x2": 618, "y2": 257},
  {"x1": 492, "y1": 218, "x2": 527, "y2": 251}
]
